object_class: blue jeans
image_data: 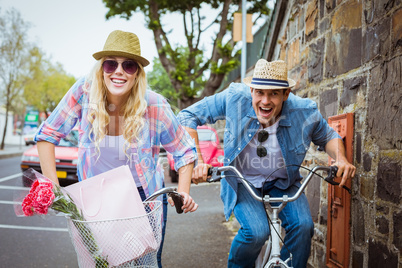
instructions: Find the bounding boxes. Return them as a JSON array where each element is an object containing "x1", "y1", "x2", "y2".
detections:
[
  {"x1": 138, "y1": 187, "x2": 168, "y2": 268},
  {"x1": 228, "y1": 182, "x2": 314, "y2": 268}
]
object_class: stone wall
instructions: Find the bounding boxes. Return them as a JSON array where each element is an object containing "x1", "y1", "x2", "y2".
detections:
[{"x1": 273, "y1": 0, "x2": 402, "y2": 267}]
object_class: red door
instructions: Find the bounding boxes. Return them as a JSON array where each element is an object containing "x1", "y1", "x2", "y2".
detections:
[{"x1": 326, "y1": 113, "x2": 354, "y2": 268}]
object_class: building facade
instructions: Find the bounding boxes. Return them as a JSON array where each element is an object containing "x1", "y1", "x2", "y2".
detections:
[
  {"x1": 223, "y1": 0, "x2": 401, "y2": 267},
  {"x1": 269, "y1": 0, "x2": 402, "y2": 267}
]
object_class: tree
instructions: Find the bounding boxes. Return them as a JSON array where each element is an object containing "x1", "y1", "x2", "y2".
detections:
[
  {"x1": 103, "y1": 0, "x2": 269, "y2": 109},
  {"x1": 0, "y1": 8, "x2": 33, "y2": 150},
  {"x1": 147, "y1": 46, "x2": 206, "y2": 112},
  {"x1": 147, "y1": 57, "x2": 179, "y2": 109},
  {"x1": 24, "y1": 47, "x2": 76, "y2": 117}
]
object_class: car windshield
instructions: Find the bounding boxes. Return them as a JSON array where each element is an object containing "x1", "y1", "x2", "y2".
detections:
[
  {"x1": 58, "y1": 130, "x2": 79, "y2": 147},
  {"x1": 197, "y1": 129, "x2": 216, "y2": 142}
]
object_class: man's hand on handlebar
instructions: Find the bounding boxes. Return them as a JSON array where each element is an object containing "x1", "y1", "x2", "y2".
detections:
[
  {"x1": 332, "y1": 158, "x2": 356, "y2": 188},
  {"x1": 191, "y1": 163, "x2": 212, "y2": 185}
]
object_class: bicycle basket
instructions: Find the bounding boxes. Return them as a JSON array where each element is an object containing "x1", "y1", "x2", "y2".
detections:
[{"x1": 67, "y1": 201, "x2": 162, "y2": 268}]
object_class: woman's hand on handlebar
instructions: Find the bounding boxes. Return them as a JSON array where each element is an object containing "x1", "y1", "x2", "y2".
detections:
[
  {"x1": 191, "y1": 163, "x2": 212, "y2": 185},
  {"x1": 168, "y1": 192, "x2": 198, "y2": 213}
]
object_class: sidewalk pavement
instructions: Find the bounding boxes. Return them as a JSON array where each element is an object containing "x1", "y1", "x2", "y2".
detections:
[{"x1": 0, "y1": 144, "x2": 27, "y2": 159}]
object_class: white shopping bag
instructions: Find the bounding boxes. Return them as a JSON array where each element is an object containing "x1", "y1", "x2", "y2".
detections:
[{"x1": 65, "y1": 165, "x2": 158, "y2": 266}]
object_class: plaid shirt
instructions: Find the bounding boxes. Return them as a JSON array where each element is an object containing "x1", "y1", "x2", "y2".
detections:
[{"x1": 35, "y1": 77, "x2": 197, "y2": 197}]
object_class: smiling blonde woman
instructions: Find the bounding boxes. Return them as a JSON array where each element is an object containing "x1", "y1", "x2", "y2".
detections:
[{"x1": 34, "y1": 30, "x2": 198, "y2": 267}]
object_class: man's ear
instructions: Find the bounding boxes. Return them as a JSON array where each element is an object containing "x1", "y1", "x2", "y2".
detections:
[
  {"x1": 283, "y1": 88, "x2": 291, "y2": 101},
  {"x1": 250, "y1": 87, "x2": 254, "y2": 94}
]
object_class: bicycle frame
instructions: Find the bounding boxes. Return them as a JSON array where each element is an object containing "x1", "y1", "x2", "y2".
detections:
[{"x1": 208, "y1": 165, "x2": 338, "y2": 268}]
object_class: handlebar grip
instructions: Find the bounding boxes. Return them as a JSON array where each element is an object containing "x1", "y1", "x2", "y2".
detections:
[
  {"x1": 169, "y1": 192, "x2": 184, "y2": 214},
  {"x1": 207, "y1": 167, "x2": 213, "y2": 176},
  {"x1": 325, "y1": 166, "x2": 352, "y2": 194},
  {"x1": 330, "y1": 166, "x2": 338, "y2": 179},
  {"x1": 324, "y1": 166, "x2": 339, "y2": 185},
  {"x1": 206, "y1": 167, "x2": 221, "y2": 182}
]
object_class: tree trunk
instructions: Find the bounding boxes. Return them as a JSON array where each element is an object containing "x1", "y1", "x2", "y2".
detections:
[
  {"x1": 179, "y1": 97, "x2": 199, "y2": 110},
  {"x1": 1, "y1": 106, "x2": 9, "y2": 150},
  {"x1": 1, "y1": 83, "x2": 12, "y2": 150},
  {"x1": 147, "y1": 0, "x2": 234, "y2": 110}
]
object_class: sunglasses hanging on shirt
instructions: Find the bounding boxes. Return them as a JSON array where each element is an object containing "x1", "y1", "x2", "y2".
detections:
[{"x1": 257, "y1": 130, "x2": 269, "y2": 157}]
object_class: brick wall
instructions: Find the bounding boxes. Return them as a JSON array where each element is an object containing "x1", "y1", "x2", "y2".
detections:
[{"x1": 273, "y1": 0, "x2": 402, "y2": 267}]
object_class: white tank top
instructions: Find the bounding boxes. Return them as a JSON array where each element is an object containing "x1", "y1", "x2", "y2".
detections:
[
  {"x1": 91, "y1": 135, "x2": 141, "y2": 187},
  {"x1": 235, "y1": 121, "x2": 287, "y2": 188}
]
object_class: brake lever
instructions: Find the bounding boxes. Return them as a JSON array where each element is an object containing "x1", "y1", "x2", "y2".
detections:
[
  {"x1": 324, "y1": 166, "x2": 352, "y2": 194},
  {"x1": 206, "y1": 167, "x2": 221, "y2": 183}
]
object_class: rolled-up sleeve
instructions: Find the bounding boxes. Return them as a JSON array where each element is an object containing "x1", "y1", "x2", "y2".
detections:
[
  {"x1": 35, "y1": 77, "x2": 85, "y2": 145},
  {"x1": 312, "y1": 110, "x2": 341, "y2": 148},
  {"x1": 158, "y1": 99, "x2": 198, "y2": 171}
]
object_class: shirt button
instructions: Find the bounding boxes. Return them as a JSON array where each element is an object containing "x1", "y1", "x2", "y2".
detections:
[
  {"x1": 238, "y1": 147, "x2": 241, "y2": 151},
  {"x1": 248, "y1": 134, "x2": 251, "y2": 137},
  {"x1": 257, "y1": 122, "x2": 260, "y2": 125}
]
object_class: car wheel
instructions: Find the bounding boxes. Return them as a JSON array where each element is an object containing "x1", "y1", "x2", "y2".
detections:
[{"x1": 169, "y1": 169, "x2": 178, "y2": 183}]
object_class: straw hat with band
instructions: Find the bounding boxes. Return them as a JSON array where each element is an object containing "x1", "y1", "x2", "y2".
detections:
[
  {"x1": 243, "y1": 59, "x2": 295, "y2": 89},
  {"x1": 93, "y1": 30, "x2": 150, "y2": 67}
]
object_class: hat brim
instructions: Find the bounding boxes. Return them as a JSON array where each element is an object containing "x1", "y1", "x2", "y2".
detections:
[
  {"x1": 243, "y1": 76, "x2": 295, "y2": 89},
  {"x1": 93, "y1": 50, "x2": 150, "y2": 67}
]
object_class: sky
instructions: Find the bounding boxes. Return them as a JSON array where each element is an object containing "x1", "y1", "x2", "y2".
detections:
[
  {"x1": 0, "y1": 0, "x2": 187, "y2": 78},
  {"x1": 1, "y1": 0, "x2": 271, "y2": 79}
]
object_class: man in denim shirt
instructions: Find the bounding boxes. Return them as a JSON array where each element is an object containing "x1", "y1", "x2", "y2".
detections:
[{"x1": 177, "y1": 59, "x2": 355, "y2": 268}]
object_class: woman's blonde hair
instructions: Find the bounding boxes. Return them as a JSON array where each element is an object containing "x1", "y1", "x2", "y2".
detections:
[{"x1": 85, "y1": 58, "x2": 147, "y2": 158}]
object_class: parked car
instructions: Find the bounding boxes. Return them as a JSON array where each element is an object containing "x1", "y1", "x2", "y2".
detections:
[
  {"x1": 167, "y1": 126, "x2": 224, "y2": 182},
  {"x1": 23, "y1": 129, "x2": 38, "y2": 146},
  {"x1": 20, "y1": 129, "x2": 79, "y2": 187}
]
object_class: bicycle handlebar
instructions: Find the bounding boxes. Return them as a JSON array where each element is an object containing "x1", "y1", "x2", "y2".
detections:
[
  {"x1": 144, "y1": 187, "x2": 184, "y2": 214},
  {"x1": 207, "y1": 166, "x2": 351, "y2": 204}
]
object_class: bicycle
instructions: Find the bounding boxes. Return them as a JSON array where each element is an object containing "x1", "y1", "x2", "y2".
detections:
[
  {"x1": 207, "y1": 165, "x2": 351, "y2": 268},
  {"x1": 67, "y1": 187, "x2": 184, "y2": 268}
]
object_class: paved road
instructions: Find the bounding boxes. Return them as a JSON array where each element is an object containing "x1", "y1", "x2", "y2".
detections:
[
  {"x1": 0, "y1": 156, "x2": 78, "y2": 267},
  {"x1": 163, "y1": 183, "x2": 232, "y2": 268},
  {"x1": 0, "y1": 156, "x2": 233, "y2": 267}
]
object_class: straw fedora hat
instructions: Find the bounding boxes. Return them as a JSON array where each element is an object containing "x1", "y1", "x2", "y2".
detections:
[
  {"x1": 243, "y1": 59, "x2": 295, "y2": 89},
  {"x1": 93, "y1": 30, "x2": 150, "y2": 67}
]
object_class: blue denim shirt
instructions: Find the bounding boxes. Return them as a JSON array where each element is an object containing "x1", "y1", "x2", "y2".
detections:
[{"x1": 177, "y1": 83, "x2": 340, "y2": 220}]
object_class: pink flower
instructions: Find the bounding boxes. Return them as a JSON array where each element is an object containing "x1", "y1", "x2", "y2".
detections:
[
  {"x1": 33, "y1": 188, "x2": 55, "y2": 207},
  {"x1": 22, "y1": 178, "x2": 56, "y2": 216},
  {"x1": 17, "y1": 169, "x2": 109, "y2": 266},
  {"x1": 30, "y1": 179, "x2": 53, "y2": 193},
  {"x1": 22, "y1": 193, "x2": 34, "y2": 216},
  {"x1": 34, "y1": 204, "x2": 49, "y2": 215}
]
